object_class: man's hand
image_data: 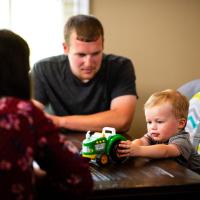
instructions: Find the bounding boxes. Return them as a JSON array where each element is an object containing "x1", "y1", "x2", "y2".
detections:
[
  {"x1": 45, "y1": 113, "x2": 62, "y2": 127},
  {"x1": 31, "y1": 99, "x2": 45, "y2": 110}
]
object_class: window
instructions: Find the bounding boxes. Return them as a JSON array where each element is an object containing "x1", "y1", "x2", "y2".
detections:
[{"x1": 0, "y1": 0, "x2": 89, "y2": 67}]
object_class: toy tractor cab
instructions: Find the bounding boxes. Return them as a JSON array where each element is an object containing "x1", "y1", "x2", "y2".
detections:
[{"x1": 81, "y1": 127, "x2": 127, "y2": 165}]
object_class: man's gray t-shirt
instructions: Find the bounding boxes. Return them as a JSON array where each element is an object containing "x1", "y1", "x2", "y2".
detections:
[{"x1": 31, "y1": 54, "x2": 137, "y2": 116}]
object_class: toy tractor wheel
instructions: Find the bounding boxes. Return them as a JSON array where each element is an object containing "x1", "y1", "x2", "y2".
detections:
[
  {"x1": 96, "y1": 153, "x2": 109, "y2": 166},
  {"x1": 110, "y1": 140, "x2": 128, "y2": 164}
]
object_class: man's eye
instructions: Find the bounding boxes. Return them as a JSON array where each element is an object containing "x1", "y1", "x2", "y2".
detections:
[
  {"x1": 92, "y1": 52, "x2": 100, "y2": 56},
  {"x1": 78, "y1": 54, "x2": 86, "y2": 57}
]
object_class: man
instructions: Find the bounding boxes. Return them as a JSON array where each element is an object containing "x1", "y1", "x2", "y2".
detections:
[{"x1": 31, "y1": 14, "x2": 137, "y2": 133}]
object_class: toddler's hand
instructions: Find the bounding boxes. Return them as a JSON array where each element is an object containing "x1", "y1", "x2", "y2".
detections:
[{"x1": 117, "y1": 140, "x2": 132, "y2": 157}]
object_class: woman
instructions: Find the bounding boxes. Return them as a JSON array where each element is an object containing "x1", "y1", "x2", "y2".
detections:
[{"x1": 0, "y1": 29, "x2": 93, "y2": 199}]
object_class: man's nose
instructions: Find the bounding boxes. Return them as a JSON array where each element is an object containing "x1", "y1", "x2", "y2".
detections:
[{"x1": 84, "y1": 55, "x2": 93, "y2": 66}]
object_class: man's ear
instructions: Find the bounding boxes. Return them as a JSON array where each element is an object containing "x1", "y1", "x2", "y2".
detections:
[
  {"x1": 178, "y1": 118, "x2": 187, "y2": 129},
  {"x1": 62, "y1": 42, "x2": 69, "y2": 54}
]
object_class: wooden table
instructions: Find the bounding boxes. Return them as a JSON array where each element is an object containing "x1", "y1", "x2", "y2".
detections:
[
  {"x1": 89, "y1": 157, "x2": 200, "y2": 200},
  {"x1": 65, "y1": 133, "x2": 200, "y2": 200}
]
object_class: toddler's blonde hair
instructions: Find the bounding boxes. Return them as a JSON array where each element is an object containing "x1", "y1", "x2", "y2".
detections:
[{"x1": 144, "y1": 89, "x2": 189, "y2": 120}]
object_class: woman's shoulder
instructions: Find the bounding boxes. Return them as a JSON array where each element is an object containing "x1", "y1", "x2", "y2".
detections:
[
  {"x1": 0, "y1": 97, "x2": 55, "y2": 132},
  {"x1": 0, "y1": 97, "x2": 44, "y2": 117},
  {"x1": 0, "y1": 96, "x2": 31, "y2": 108}
]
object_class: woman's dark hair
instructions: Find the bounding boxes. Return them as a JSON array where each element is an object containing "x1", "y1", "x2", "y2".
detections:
[{"x1": 0, "y1": 29, "x2": 31, "y2": 99}]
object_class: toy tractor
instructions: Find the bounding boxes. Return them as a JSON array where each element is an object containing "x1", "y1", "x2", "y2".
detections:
[{"x1": 81, "y1": 127, "x2": 127, "y2": 165}]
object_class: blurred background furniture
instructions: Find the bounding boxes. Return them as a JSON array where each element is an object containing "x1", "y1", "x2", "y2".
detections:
[{"x1": 177, "y1": 79, "x2": 200, "y2": 100}]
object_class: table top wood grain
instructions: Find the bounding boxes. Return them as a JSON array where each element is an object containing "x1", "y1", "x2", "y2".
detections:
[{"x1": 63, "y1": 133, "x2": 200, "y2": 200}]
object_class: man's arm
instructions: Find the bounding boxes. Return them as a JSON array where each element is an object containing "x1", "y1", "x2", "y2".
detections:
[
  {"x1": 42, "y1": 95, "x2": 137, "y2": 132},
  {"x1": 31, "y1": 99, "x2": 45, "y2": 110}
]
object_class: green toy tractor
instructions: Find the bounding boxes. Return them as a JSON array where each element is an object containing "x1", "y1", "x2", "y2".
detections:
[{"x1": 81, "y1": 127, "x2": 127, "y2": 165}]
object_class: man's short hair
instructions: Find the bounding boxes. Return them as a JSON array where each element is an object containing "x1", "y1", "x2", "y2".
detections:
[{"x1": 64, "y1": 14, "x2": 104, "y2": 45}]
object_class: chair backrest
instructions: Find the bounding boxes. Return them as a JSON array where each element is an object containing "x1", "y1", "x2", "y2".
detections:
[
  {"x1": 177, "y1": 79, "x2": 200, "y2": 100},
  {"x1": 185, "y1": 92, "x2": 200, "y2": 154}
]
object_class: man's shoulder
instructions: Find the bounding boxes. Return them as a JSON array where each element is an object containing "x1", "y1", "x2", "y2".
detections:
[
  {"x1": 33, "y1": 54, "x2": 68, "y2": 75},
  {"x1": 34, "y1": 54, "x2": 67, "y2": 66},
  {"x1": 102, "y1": 54, "x2": 134, "y2": 72},
  {"x1": 103, "y1": 54, "x2": 132, "y2": 63}
]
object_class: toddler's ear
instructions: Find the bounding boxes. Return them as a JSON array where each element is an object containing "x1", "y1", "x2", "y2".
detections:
[{"x1": 178, "y1": 118, "x2": 187, "y2": 129}]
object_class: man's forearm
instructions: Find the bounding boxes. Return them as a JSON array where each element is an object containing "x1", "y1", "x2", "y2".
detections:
[
  {"x1": 50, "y1": 109, "x2": 134, "y2": 133},
  {"x1": 42, "y1": 95, "x2": 136, "y2": 133}
]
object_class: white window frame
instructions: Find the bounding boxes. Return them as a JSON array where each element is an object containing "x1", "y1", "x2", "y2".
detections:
[{"x1": 0, "y1": 0, "x2": 90, "y2": 67}]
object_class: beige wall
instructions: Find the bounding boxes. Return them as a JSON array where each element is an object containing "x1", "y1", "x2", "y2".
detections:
[{"x1": 90, "y1": 0, "x2": 200, "y2": 138}]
